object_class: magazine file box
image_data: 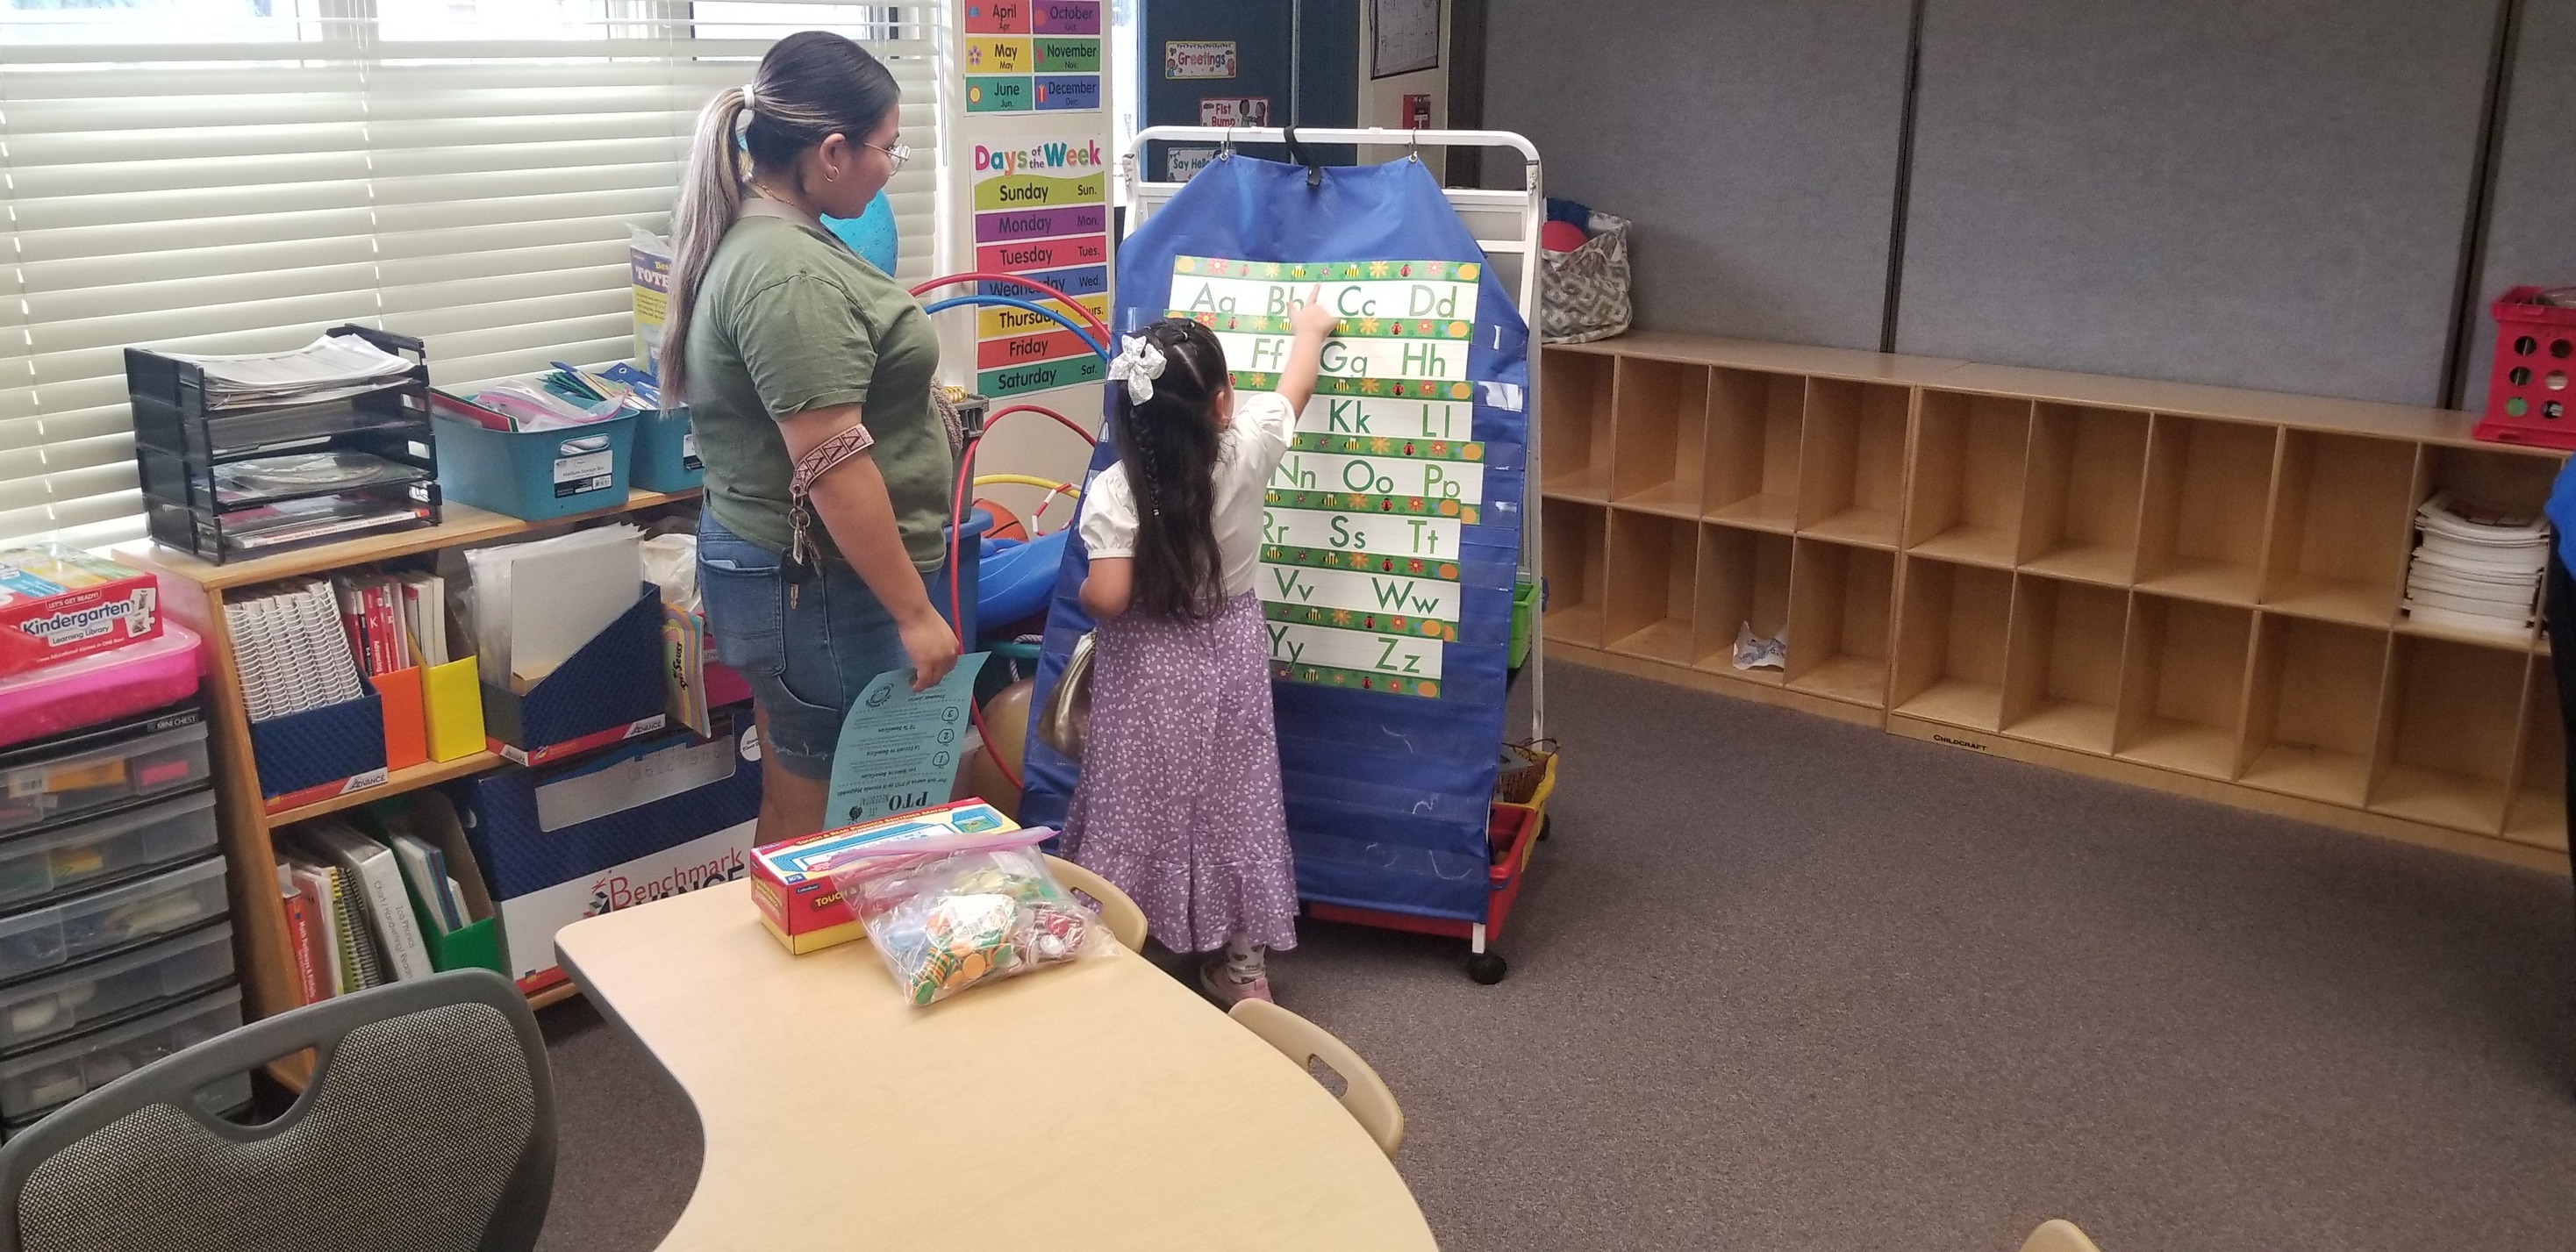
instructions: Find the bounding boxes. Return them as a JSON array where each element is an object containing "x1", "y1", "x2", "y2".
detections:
[
  {"x1": 371, "y1": 667, "x2": 427, "y2": 772},
  {"x1": 421, "y1": 656, "x2": 484, "y2": 762},
  {"x1": 443, "y1": 715, "x2": 762, "y2": 992},
  {"x1": 480, "y1": 583, "x2": 668, "y2": 767},
  {"x1": 250, "y1": 694, "x2": 388, "y2": 812}
]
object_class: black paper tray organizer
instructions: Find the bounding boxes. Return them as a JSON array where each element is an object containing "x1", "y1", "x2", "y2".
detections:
[{"x1": 127, "y1": 325, "x2": 441, "y2": 563}]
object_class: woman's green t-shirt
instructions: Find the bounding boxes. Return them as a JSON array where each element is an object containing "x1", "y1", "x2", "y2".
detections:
[{"x1": 683, "y1": 213, "x2": 952, "y2": 570}]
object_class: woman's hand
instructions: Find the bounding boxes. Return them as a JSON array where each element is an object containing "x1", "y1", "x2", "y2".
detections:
[{"x1": 895, "y1": 603, "x2": 961, "y2": 691}]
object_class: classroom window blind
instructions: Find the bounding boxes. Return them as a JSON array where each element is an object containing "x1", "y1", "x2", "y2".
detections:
[{"x1": 0, "y1": 0, "x2": 944, "y2": 548}]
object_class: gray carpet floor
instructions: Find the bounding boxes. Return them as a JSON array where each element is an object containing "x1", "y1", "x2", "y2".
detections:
[{"x1": 533, "y1": 661, "x2": 2576, "y2": 1251}]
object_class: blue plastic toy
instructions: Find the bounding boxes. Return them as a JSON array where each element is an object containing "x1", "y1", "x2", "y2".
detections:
[{"x1": 822, "y1": 190, "x2": 899, "y2": 275}]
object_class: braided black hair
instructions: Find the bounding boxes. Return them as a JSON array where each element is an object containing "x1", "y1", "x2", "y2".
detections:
[{"x1": 1110, "y1": 318, "x2": 1229, "y2": 620}]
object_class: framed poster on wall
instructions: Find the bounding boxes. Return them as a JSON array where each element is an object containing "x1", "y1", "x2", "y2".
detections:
[{"x1": 1370, "y1": 0, "x2": 1440, "y2": 78}]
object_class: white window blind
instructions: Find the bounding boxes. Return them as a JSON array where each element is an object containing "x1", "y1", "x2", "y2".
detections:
[{"x1": 0, "y1": 0, "x2": 944, "y2": 548}]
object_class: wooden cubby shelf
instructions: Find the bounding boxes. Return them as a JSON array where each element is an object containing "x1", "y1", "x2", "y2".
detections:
[
  {"x1": 1540, "y1": 349, "x2": 1614, "y2": 504},
  {"x1": 2020, "y1": 404, "x2": 2147, "y2": 585},
  {"x1": 2240, "y1": 616, "x2": 2388, "y2": 807},
  {"x1": 2371, "y1": 635, "x2": 2526, "y2": 834},
  {"x1": 1538, "y1": 333, "x2": 2572, "y2": 875},
  {"x1": 2507, "y1": 657, "x2": 2567, "y2": 852},
  {"x1": 2114, "y1": 594, "x2": 2251, "y2": 781},
  {"x1": 1542, "y1": 501, "x2": 1609, "y2": 648},
  {"x1": 2137, "y1": 415, "x2": 2278, "y2": 606},
  {"x1": 1704, "y1": 369, "x2": 1805, "y2": 534},
  {"x1": 1798, "y1": 380, "x2": 1910, "y2": 550},
  {"x1": 1692, "y1": 524, "x2": 1793, "y2": 682},
  {"x1": 1786, "y1": 540, "x2": 1894, "y2": 708},
  {"x1": 2001, "y1": 575, "x2": 2129, "y2": 755},
  {"x1": 1893, "y1": 558, "x2": 2014, "y2": 731},
  {"x1": 1606, "y1": 509, "x2": 1699, "y2": 664},
  {"x1": 1908, "y1": 390, "x2": 2029, "y2": 569},
  {"x1": 1610, "y1": 357, "x2": 1707, "y2": 517},
  {"x1": 2261, "y1": 431, "x2": 2415, "y2": 628}
]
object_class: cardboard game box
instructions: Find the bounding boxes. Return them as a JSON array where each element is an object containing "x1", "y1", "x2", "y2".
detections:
[
  {"x1": 750, "y1": 801, "x2": 1019, "y2": 954},
  {"x1": 0, "y1": 546, "x2": 161, "y2": 677}
]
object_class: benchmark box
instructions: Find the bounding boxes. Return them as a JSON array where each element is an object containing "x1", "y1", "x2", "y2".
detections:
[{"x1": 446, "y1": 715, "x2": 762, "y2": 992}]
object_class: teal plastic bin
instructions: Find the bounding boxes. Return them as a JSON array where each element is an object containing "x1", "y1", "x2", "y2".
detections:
[
  {"x1": 433, "y1": 411, "x2": 637, "y2": 521},
  {"x1": 631, "y1": 406, "x2": 704, "y2": 492}
]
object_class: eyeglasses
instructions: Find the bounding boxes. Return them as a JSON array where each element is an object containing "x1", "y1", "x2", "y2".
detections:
[{"x1": 866, "y1": 140, "x2": 911, "y2": 171}]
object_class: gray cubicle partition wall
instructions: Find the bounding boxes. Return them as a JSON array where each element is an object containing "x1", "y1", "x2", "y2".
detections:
[
  {"x1": 1891, "y1": 0, "x2": 2503, "y2": 406},
  {"x1": 1481, "y1": 0, "x2": 1915, "y2": 351},
  {"x1": 2461, "y1": 0, "x2": 2576, "y2": 413}
]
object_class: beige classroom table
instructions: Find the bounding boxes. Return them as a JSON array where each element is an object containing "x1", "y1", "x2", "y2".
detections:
[{"x1": 555, "y1": 881, "x2": 1439, "y2": 1252}]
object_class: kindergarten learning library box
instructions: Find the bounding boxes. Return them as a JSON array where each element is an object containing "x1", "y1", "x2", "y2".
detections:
[
  {"x1": 0, "y1": 547, "x2": 160, "y2": 677},
  {"x1": 750, "y1": 801, "x2": 1018, "y2": 954}
]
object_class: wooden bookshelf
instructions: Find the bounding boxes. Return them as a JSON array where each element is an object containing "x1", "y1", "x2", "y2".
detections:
[
  {"x1": 1538, "y1": 333, "x2": 2571, "y2": 874},
  {"x1": 112, "y1": 488, "x2": 701, "y2": 1072}
]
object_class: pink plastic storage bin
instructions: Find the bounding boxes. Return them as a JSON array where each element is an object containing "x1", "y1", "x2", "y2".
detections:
[{"x1": 0, "y1": 621, "x2": 204, "y2": 752}]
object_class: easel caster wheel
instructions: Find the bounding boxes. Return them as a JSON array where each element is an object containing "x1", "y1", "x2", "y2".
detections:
[
  {"x1": 1467, "y1": 952, "x2": 1508, "y2": 984},
  {"x1": 1538, "y1": 815, "x2": 1553, "y2": 841}
]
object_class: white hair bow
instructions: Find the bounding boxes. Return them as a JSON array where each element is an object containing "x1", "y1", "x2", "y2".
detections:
[{"x1": 1106, "y1": 334, "x2": 1167, "y2": 404}]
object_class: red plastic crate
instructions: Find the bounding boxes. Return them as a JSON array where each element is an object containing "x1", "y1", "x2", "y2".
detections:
[
  {"x1": 1306, "y1": 802, "x2": 1541, "y2": 943},
  {"x1": 2476, "y1": 286, "x2": 2576, "y2": 450}
]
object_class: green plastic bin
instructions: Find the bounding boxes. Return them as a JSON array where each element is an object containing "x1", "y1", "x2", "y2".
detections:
[{"x1": 1509, "y1": 571, "x2": 1541, "y2": 669}]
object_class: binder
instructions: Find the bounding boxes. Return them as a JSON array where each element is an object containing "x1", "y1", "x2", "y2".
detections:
[{"x1": 303, "y1": 820, "x2": 433, "y2": 983}]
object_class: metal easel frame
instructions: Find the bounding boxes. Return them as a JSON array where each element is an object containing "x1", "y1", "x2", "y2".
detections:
[{"x1": 1120, "y1": 125, "x2": 1549, "y2": 745}]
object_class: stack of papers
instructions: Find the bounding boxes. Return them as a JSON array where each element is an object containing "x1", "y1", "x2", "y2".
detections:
[
  {"x1": 2402, "y1": 492, "x2": 2551, "y2": 636},
  {"x1": 224, "y1": 578, "x2": 368, "y2": 722},
  {"x1": 160, "y1": 334, "x2": 415, "y2": 411},
  {"x1": 462, "y1": 524, "x2": 642, "y2": 690}
]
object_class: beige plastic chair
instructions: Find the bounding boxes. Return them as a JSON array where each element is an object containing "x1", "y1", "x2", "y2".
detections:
[
  {"x1": 2020, "y1": 1220, "x2": 2105, "y2": 1252},
  {"x1": 1044, "y1": 855, "x2": 1147, "y2": 953},
  {"x1": 1228, "y1": 998, "x2": 1404, "y2": 1157}
]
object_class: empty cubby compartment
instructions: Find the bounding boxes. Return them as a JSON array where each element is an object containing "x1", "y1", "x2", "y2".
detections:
[
  {"x1": 1907, "y1": 391, "x2": 2030, "y2": 569},
  {"x1": 2000, "y1": 576, "x2": 2129, "y2": 755},
  {"x1": 2368, "y1": 635, "x2": 2526, "y2": 834},
  {"x1": 1540, "y1": 350, "x2": 1615, "y2": 502},
  {"x1": 1542, "y1": 502, "x2": 1609, "y2": 648},
  {"x1": 2019, "y1": 404, "x2": 2148, "y2": 585},
  {"x1": 1893, "y1": 558, "x2": 2014, "y2": 730},
  {"x1": 1610, "y1": 357, "x2": 1708, "y2": 516},
  {"x1": 2239, "y1": 615, "x2": 2389, "y2": 807},
  {"x1": 1785, "y1": 540, "x2": 1895, "y2": 708},
  {"x1": 2114, "y1": 595, "x2": 2253, "y2": 780},
  {"x1": 1606, "y1": 509, "x2": 1699, "y2": 665},
  {"x1": 2261, "y1": 432, "x2": 2415, "y2": 627},
  {"x1": 1702, "y1": 370, "x2": 1805, "y2": 533},
  {"x1": 1797, "y1": 380, "x2": 1910, "y2": 549},
  {"x1": 2136, "y1": 415, "x2": 2278, "y2": 605}
]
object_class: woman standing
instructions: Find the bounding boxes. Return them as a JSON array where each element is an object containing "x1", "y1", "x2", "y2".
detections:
[{"x1": 664, "y1": 32, "x2": 959, "y2": 842}]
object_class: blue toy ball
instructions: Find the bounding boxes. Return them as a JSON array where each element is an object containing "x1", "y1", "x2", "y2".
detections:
[{"x1": 823, "y1": 190, "x2": 900, "y2": 275}]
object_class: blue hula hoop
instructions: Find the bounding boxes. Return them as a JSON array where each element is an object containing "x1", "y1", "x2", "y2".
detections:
[{"x1": 920, "y1": 295, "x2": 1108, "y2": 361}]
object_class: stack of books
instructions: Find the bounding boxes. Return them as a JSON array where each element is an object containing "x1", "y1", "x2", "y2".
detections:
[
  {"x1": 275, "y1": 815, "x2": 472, "y2": 1004},
  {"x1": 2401, "y1": 493, "x2": 2551, "y2": 637}
]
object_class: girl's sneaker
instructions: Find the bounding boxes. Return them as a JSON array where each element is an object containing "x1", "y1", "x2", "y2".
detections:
[{"x1": 1198, "y1": 955, "x2": 1274, "y2": 1005}]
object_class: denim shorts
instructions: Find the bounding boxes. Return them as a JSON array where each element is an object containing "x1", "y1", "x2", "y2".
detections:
[{"x1": 698, "y1": 511, "x2": 927, "y2": 780}]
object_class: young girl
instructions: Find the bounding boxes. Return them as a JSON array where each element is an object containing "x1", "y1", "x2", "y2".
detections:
[{"x1": 1064, "y1": 291, "x2": 1337, "y2": 1005}]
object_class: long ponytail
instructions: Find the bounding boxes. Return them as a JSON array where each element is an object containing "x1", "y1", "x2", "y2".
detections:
[
  {"x1": 1111, "y1": 318, "x2": 1230, "y2": 621},
  {"x1": 662, "y1": 32, "x2": 903, "y2": 397},
  {"x1": 662, "y1": 86, "x2": 750, "y2": 397}
]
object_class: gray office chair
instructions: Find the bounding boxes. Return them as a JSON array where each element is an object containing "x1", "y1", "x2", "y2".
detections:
[{"x1": 0, "y1": 969, "x2": 555, "y2": 1252}]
